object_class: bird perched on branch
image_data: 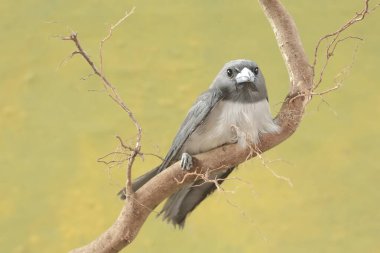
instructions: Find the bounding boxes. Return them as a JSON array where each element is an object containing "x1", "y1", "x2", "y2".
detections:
[{"x1": 118, "y1": 59, "x2": 279, "y2": 227}]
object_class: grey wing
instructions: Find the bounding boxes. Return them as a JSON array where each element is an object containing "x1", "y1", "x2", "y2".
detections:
[{"x1": 158, "y1": 88, "x2": 224, "y2": 172}]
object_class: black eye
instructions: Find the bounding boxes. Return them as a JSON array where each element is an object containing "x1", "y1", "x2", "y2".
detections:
[
  {"x1": 226, "y1": 68, "x2": 233, "y2": 78},
  {"x1": 253, "y1": 67, "x2": 259, "y2": 75}
]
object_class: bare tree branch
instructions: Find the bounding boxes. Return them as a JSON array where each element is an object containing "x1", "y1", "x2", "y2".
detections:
[
  {"x1": 61, "y1": 8, "x2": 140, "y2": 197},
  {"x1": 260, "y1": 0, "x2": 313, "y2": 93},
  {"x1": 65, "y1": 1, "x2": 377, "y2": 252}
]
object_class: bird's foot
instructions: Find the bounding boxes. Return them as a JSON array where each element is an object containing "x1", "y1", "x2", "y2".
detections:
[{"x1": 180, "y1": 153, "x2": 193, "y2": 171}]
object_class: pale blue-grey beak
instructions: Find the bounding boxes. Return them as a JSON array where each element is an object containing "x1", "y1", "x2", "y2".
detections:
[{"x1": 235, "y1": 67, "x2": 255, "y2": 84}]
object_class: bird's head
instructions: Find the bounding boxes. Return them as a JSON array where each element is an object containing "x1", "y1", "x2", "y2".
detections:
[{"x1": 210, "y1": 59, "x2": 268, "y2": 102}]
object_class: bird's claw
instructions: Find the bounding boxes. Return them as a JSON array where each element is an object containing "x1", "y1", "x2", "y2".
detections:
[{"x1": 180, "y1": 153, "x2": 193, "y2": 171}]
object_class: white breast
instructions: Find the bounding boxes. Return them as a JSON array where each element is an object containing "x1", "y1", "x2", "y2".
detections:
[{"x1": 182, "y1": 99, "x2": 279, "y2": 155}]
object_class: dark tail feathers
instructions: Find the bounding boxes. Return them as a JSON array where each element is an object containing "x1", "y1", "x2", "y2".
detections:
[
  {"x1": 159, "y1": 167, "x2": 235, "y2": 228},
  {"x1": 117, "y1": 166, "x2": 235, "y2": 228}
]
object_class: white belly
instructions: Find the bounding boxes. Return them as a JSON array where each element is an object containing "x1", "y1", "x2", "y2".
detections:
[{"x1": 182, "y1": 99, "x2": 279, "y2": 155}]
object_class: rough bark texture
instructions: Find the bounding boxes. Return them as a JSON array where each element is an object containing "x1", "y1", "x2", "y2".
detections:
[{"x1": 70, "y1": 0, "x2": 314, "y2": 252}]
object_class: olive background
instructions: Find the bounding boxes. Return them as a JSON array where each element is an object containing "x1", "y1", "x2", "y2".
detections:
[{"x1": 0, "y1": 0, "x2": 379, "y2": 252}]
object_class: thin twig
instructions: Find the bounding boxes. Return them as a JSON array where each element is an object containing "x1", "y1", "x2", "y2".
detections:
[
  {"x1": 313, "y1": 0, "x2": 369, "y2": 69},
  {"x1": 313, "y1": 0, "x2": 374, "y2": 90},
  {"x1": 249, "y1": 144, "x2": 293, "y2": 187},
  {"x1": 56, "y1": 51, "x2": 80, "y2": 71},
  {"x1": 314, "y1": 36, "x2": 363, "y2": 89},
  {"x1": 61, "y1": 8, "x2": 139, "y2": 196},
  {"x1": 291, "y1": 36, "x2": 361, "y2": 105},
  {"x1": 99, "y1": 7, "x2": 136, "y2": 76}
]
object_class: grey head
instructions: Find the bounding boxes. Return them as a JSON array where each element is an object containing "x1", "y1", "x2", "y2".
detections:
[{"x1": 210, "y1": 59, "x2": 268, "y2": 103}]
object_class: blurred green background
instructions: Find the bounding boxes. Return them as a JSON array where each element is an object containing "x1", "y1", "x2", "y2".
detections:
[{"x1": 1, "y1": 0, "x2": 379, "y2": 252}]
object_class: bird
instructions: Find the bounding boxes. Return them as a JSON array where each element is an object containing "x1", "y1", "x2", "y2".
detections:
[{"x1": 118, "y1": 59, "x2": 279, "y2": 227}]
